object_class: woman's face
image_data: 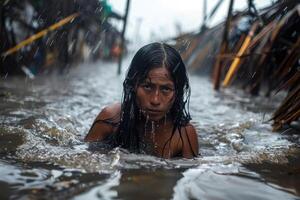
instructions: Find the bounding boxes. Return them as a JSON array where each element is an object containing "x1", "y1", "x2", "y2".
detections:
[{"x1": 136, "y1": 67, "x2": 175, "y2": 121}]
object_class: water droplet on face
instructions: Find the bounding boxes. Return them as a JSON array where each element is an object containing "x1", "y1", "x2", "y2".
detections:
[
  {"x1": 144, "y1": 114, "x2": 149, "y2": 137},
  {"x1": 151, "y1": 121, "x2": 155, "y2": 143},
  {"x1": 151, "y1": 121, "x2": 155, "y2": 134}
]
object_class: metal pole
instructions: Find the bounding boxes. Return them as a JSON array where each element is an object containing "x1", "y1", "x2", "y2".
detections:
[{"x1": 117, "y1": 0, "x2": 130, "y2": 75}]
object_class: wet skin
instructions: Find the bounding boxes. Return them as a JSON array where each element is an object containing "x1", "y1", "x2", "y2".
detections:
[
  {"x1": 85, "y1": 67, "x2": 199, "y2": 158},
  {"x1": 136, "y1": 67, "x2": 175, "y2": 121}
]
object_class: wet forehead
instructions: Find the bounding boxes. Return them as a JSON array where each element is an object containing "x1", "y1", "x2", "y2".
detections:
[{"x1": 146, "y1": 67, "x2": 174, "y2": 85}]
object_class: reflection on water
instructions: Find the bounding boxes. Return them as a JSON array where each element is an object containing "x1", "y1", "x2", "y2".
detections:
[
  {"x1": 173, "y1": 163, "x2": 299, "y2": 200},
  {"x1": 0, "y1": 58, "x2": 300, "y2": 199}
]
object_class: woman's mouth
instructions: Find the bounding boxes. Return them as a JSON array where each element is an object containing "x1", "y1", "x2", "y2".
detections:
[{"x1": 147, "y1": 109, "x2": 162, "y2": 115}]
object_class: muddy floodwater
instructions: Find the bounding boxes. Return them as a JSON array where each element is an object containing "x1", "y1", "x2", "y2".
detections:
[{"x1": 1, "y1": 56, "x2": 300, "y2": 200}]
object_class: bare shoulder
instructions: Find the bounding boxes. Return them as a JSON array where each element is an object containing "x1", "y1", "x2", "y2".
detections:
[
  {"x1": 84, "y1": 102, "x2": 121, "y2": 142},
  {"x1": 98, "y1": 102, "x2": 121, "y2": 121},
  {"x1": 180, "y1": 123, "x2": 199, "y2": 158}
]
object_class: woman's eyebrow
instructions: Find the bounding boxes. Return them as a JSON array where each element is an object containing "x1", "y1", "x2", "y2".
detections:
[
  {"x1": 142, "y1": 78, "x2": 151, "y2": 83},
  {"x1": 162, "y1": 83, "x2": 175, "y2": 88},
  {"x1": 141, "y1": 78, "x2": 174, "y2": 85}
]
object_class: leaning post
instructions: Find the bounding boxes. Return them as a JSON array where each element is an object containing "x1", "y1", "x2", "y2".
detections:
[
  {"x1": 213, "y1": 0, "x2": 234, "y2": 90},
  {"x1": 117, "y1": 0, "x2": 131, "y2": 75}
]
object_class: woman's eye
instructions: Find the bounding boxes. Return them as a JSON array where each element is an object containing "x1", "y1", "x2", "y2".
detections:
[
  {"x1": 161, "y1": 87, "x2": 173, "y2": 93},
  {"x1": 142, "y1": 84, "x2": 151, "y2": 90}
]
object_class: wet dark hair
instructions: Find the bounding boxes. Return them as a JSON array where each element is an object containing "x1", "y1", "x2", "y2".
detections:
[{"x1": 110, "y1": 42, "x2": 192, "y2": 154}]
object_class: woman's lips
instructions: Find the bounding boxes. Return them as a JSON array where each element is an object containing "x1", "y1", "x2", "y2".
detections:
[{"x1": 147, "y1": 109, "x2": 162, "y2": 115}]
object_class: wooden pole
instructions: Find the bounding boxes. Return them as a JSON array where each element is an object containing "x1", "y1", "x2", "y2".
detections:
[
  {"x1": 207, "y1": 0, "x2": 224, "y2": 21},
  {"x1": 117, "y1": 0, "x2": 130, "y2": 75},
  {"x1": 212, "y1": 0, "x2": 234, "y2": 90},
  {"x1": 201, "y1": 0, "x2": 207, "y2": 31}
]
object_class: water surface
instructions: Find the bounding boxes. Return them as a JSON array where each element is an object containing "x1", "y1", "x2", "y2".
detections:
[{"x1": 0, "y1": 57, "x2": 300, "y2": 199}]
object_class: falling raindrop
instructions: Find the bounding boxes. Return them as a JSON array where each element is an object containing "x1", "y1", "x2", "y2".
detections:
[
  {"x1": 33, "y1": 47, "x2": 40, "y2": 57},
  {"x1": 94, "y1": 7, "x2": 103, "y2": 14},
  {"x1": 70, "y1": 17, "x2": 75, "y2": 23},
  {"x1": 184, "y1": 40, "x2": 191, "y2": 51},
  {"x1": 49, "y1": 40, "x2": 54, "y2": 47}
]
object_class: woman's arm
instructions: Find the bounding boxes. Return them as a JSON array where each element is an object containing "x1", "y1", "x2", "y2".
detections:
[{"x1": 181, "y1": 124, "x2": 199, "y2": 158}]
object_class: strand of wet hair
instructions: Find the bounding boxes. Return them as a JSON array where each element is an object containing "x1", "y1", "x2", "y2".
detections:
[
  {"x1": 172, "y1": 62, "x2": 180, "y2": 73},
  {"x1": 161, "y1": 43, "x2": 168, "y2": 67}
]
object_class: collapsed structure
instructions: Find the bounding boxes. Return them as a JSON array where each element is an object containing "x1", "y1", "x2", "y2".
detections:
[
  {"x1": 172, "y1": 0, "x2": 299, "y2": 131},
  {"x1": 0, "y1": 0, "x2": 123, "y2": 75}
]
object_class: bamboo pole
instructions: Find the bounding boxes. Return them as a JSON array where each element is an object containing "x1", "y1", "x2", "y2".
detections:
[
  {"x1": 1, "y1": 13, "x2": 79, "y2": 57},
  {"x1": 248, "y1": 21, "x2": 274, "y2": 50},
  {"x1": 117, "y1": 0, "x2": 130, "y2": 75},
  {"x1": 222, "y1": 22, "x2": 258, "y2": 87}
]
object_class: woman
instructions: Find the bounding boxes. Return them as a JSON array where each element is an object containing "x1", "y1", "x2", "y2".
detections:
[{"x1": 85, "y1": 42, "x2": 199, "y2": 158}]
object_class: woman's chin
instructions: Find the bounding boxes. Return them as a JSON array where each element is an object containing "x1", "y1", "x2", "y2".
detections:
[{"x1": 147, "y1": 114, "x2": 165, "y2": 122}]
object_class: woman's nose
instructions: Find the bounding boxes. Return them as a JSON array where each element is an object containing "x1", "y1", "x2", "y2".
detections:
[{"x1": 150, "y1": 90, "x2": 160, "y2": 106}]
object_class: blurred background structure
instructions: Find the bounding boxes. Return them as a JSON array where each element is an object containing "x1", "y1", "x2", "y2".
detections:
[{"x1": 0, "y1": 0, "x2": 124, "y2": 75}]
